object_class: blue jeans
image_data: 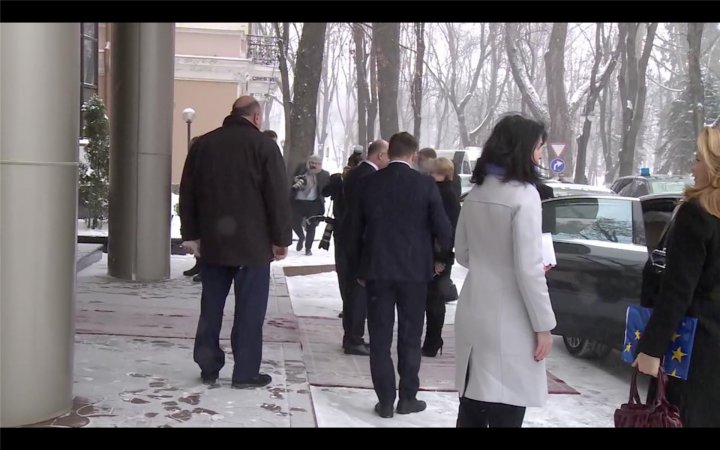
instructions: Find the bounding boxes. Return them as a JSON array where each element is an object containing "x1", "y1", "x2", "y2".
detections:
[{"x1": 193, "y1": 263, "x2": 270, "y2": 382}]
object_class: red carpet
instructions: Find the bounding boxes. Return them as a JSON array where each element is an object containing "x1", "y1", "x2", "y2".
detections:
[{"x1": 297, "y1": 316, "x2": 580, "y2": 395}]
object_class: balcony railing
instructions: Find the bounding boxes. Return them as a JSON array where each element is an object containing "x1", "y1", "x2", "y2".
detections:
[{"x1": 247, "y1": 35, "x2": 279, "y2": 66}]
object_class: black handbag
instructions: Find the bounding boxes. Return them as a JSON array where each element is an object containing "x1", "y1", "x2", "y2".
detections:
[{"x1": 434, "y1": 272, "x2": 458, "y2": 303}]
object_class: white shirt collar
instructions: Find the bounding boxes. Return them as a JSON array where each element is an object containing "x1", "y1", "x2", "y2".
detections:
[
  {"x1": 390, "y1": 160, "x2": 413, "y2": 168},
  {"x1": 362, "y1": 160, "x2": 379, "y2": 171}
]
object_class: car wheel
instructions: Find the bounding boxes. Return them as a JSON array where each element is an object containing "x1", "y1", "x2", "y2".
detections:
[{"x1": 562, "y1": 336, "x2": 610, "y2": 359}]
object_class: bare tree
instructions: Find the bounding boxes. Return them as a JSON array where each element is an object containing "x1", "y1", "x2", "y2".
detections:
[
  {"x1": 544, "y1": 23, "x2": 574, "y2": 175},
  {"x1": 506, "y1": 24, "x2": 551, "y2": 125},
  {"x1": 617, "y1": 22, "x2": 658, "y2": 177},
  {"x1": 373, "y1": 22, "x2": 401, "y2": 139},
  {"x1": 574, "y1": 24, "x2": 621, "y2": 184},
  {"x1": 425, "y1": 23, "x2": 492, "y2": 148},
  {"x1": 285, "y1": 23, "x2": 328, "y2": 178},
  {"x1": 412, "y1": 23, "x2": 425, "y2": 139},
  {"x1": 316, "y1": 23, "x2": 343, "y2": 159},
  {"x1": 352, "y1": 23, "x2": 370, "y2": 148},
  {"x1": 687, "y1": 23, "x2": 705, "y2": 135},
  {"x1": 273, "y1": 23, "x2": 294, "y2": 154},
  {"x1": 469, "y1": 23, "x2": 511, "y2": 145}
]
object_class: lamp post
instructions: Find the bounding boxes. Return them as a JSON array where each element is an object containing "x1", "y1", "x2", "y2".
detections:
[{"x1": 182, "y1": 107, "x2": 196, "y2": 152}]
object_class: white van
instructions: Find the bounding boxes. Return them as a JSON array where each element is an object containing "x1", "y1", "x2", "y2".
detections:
[{"x1": 435, "y1": 147, "x2": 482, "y2": 195}]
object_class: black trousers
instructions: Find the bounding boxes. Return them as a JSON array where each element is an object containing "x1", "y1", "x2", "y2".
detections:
[
  {"x1": 291, "y1": 199, "x2": 324, "y2": 250},
  {"x1": 456, "y1": 397, "x2": 526, "y2": 428},
  {"x1": 423, "y1": 266, "x2": 452, "y2": 350},
  {"x1": 366, "y1": 280, "x2": 427, "y2": 406},
  {"x1": 193, "y1": 263, "x2": 270, "y2": 383}
]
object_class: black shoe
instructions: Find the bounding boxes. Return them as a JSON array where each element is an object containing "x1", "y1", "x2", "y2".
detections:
[
  {"x1": 374, "y1": 402, "x2": 394, "y2": 418},
  {"x1": 344, "y1": 343, "x2": 370, "y2": 356},
  {"x1": 231, "y1": 373, "x2": 272, "y2": 389},
  {"x1": 305, "y1": 249, "x2": 312, "y2": 256},
  {"x1": 201, "y1": 377, "x2": 218, "y2": 387},
  {"x1": 338, "y1": 312, "x2": 343, "y2": 318},
  {"x1": 200, "y1": 372, "x2": 218, "y2": 386},
  {"x1": 184, "y1": 264, "x2": 200, "y2": 277},
  {"x1": 396, "y1": 399, "x2": 427, "y2": 415},
  {"x1": 296, "y1": 241, "x2": 303, "y2": 251},
  {"x1": 422, "y1": 338, "x2": 444, "y2": 357},
  {"x1": 193, "y1": 274, "x2": 201, "y2": 283}
]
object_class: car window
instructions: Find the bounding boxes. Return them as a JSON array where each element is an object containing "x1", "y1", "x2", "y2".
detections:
[
  {"x1": 640, "y1": 197, "x2": 680, "y2": 250},
  {"x1": 542, "y1": 198, "x2": 634, "y2": 244},
  {"x1": 462, "y1": 160, "x2": 472, "y2": 175},
  {"x1": 611, "y1": 178, "x2": 631, "y2": 193},
  {"x1": 649, "y1": 180, "x2": 690, "y2": 194}
]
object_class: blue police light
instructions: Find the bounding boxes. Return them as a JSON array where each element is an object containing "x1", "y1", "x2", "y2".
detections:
[{"x1": 640, "y1": 167, "x2": 651, "y2": 177}]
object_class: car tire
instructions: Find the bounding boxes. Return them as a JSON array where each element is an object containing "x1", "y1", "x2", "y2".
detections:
[{"x1": 562, "y1": 336, "x2": 610, "y2": 359}]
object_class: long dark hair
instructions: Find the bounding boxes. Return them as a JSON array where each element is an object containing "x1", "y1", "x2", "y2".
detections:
[{"x1": 471, "y1": 114, "x2": 547, "y2": 186}]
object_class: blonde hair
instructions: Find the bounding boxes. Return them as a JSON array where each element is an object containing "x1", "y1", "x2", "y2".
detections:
[
  {"x1": 432, "y1": 157, "x2": 455, "y2": 181},
  {"x1": 684, "y1": 126, "x2": 720, "y2": 218}
]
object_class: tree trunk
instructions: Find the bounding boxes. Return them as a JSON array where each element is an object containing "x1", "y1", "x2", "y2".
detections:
[
  {"x1": 352, "y1": 23, "x2": 369, "y2": 149},
  {"x1": 274, "y1": 23, "x2": 293, "y2": 156},
  {"x1": 435, "y1": 96, "x2": 449, "y2": 149},
  {"x1": 367, "y1": 36, "x2": 379, "y2": 143},
  {"x1": 618, "y1": 23, "x2": 658, "y2": 177},
  {"x1": 544, "y1": 23, "x2": 573, "y2": 177},
  {"x1": 412, "y1": 22, "x2": 425, "y2": 140},
  {"x1": 575, "y1": 24, "x2": 621, "y2": 184},
  {"x1": 286, "y1": 23, "x2": 327, "y2": 179},
  {"x1": 373, "y1": 23, "x2": 401, "y2": 139},
  {"x1": 505, "y1": 24, "x2": 551, "y2": 126},
  {"x1": 687, "y1": 23, "x2": 705, "y2": 136}
]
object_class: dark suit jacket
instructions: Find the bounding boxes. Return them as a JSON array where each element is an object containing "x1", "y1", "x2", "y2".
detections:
[
  {"x1": 349, "y1": 162, "x2": 453, "y2": 283},
  {"x1": 340, "y1": 161, "x2": 377, "y2": 249},
  {"x1": 179, "y1": 114, "x2": 292, "y2": 266}
]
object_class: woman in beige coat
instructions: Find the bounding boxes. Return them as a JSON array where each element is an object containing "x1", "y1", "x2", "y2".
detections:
[{"x1": 454, "y1": 114, "x2": 557, "y2": 428}]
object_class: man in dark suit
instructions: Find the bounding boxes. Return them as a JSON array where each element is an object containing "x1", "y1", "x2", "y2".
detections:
[
  {"x1": 179, "y1": 96, "x2": 292, "y2": 389},
  {"x1": 290, "y1": 156, "x2": 330, "y2": 256},
  {"x1": 349, "y1": 132, "x2": 453, "y2": 418},
  {"x1": 340, "y1": 140, "x2": 389, "y2": 355}
]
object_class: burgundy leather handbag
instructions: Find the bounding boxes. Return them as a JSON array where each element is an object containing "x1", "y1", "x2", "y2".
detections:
[{"x1": 614, "y1": 367, "x2": 683, "y2": 428}]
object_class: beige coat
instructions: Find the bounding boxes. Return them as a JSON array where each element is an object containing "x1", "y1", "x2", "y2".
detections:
[{"x1": 454, "y1": 176, "x2": 557, "y2": 407}]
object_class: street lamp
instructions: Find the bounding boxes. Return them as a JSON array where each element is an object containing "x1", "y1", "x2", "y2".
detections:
[{"x1": 182, "y1": 107, "x2": 196, "y2": 152}]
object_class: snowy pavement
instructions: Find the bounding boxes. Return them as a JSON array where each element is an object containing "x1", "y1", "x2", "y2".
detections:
[{"x1": 43, "y1": 239, "x2": 642, "y2": 428}]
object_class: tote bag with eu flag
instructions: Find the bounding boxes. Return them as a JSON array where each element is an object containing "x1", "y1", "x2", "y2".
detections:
[{"x1": 621, "y1": 305, "x2": 697, "y2": 380}]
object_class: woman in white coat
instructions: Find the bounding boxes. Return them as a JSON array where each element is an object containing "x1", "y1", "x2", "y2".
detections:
[{"x1": 454, "y1": 114, "x2": 557, "y2": 428}]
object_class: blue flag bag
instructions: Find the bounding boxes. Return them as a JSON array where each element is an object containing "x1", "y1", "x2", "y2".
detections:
[{"x1": 621, "y1": 305, "x2": 697, "y2": 380}]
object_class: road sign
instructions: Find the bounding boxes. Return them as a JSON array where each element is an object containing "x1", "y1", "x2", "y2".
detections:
[
  {"x1": 551, "y1": 143, "x2": 567, "y2": 158},
  {"x1": 550, "y1": 158, "x2": 566, "y2": 174}
]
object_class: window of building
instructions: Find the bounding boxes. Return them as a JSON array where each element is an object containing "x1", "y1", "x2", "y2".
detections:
[{"x1": 80, "y1": 23, "x2": 99, "y2": 137}]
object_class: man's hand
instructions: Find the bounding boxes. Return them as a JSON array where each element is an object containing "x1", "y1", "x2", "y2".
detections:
[
  {"x1": 357, "y1": 279, "x2": 366, "y2": 287},
  {"x1": 534, "y1": 331, "x2": 553, "y2": 361},
  {"x1": 544, "y1": 264, "x2": 554, "y2": 273},
  {"x1": 633, "y1": 352, "x2": 661, "y2": 378},
  {"x1": 182, "y1": 240, "x2": 201, "y2": 258},
  {"x1": 434, "y1": 262, "x2": 446, "y2": 276},
  {"x1": 273, "y1": 245, "x2": 289, "y2": 261}
]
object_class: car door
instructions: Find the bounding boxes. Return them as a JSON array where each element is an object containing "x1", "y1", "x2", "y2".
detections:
[{"x1": 542, "y1": 197, "x2": 648, "y2": 349}]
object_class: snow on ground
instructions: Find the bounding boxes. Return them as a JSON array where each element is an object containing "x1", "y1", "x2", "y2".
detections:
[{"x1": 286, "y1": 268, "x2": 641, "y2": 427}]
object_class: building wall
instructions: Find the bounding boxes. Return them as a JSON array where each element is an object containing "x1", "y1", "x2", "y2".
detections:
[
  {"x1": 172, "y1": 79, "x2": 238, "y2": 184},
  {"x1": 176, "y1": 32, "x2": 244, "y2": 58}
]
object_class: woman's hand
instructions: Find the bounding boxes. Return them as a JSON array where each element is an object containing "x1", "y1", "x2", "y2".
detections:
[
  {"x1": 534, "y1": 331, "x2": 553, "y2": 361},
  {"x1": 633, "y1": 353, "x2": 661, "y2": 377}
]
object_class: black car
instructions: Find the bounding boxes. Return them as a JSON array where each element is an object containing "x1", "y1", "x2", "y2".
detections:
[
  {"x1": 542, "y1": 193, "x2": 681, "y2": 358},
  {"x1": 610, "y1": 174, "x2": 692, "y2": 198}
]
